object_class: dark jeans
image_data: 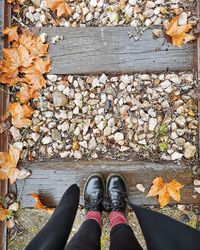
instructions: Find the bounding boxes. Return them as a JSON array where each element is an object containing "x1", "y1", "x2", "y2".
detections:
[{"x1": 65, "y1": 219, "x2": 142, "y2": 250}]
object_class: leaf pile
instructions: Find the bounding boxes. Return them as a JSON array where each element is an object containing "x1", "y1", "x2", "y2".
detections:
[
  {"x1": 0, "y1": 27, "x2": 51, "y2": 184},
  {"x1": 147, "y1": 177, "x2": 184, "y2": 208},
  {"x1": 166, "y1": 15, "x2": 196, "y2": 47},
  {"x1": 0, "y1": 26, "x2": 51, "y2": 128}
]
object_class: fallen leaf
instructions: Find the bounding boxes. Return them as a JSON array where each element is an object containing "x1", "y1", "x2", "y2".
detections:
[
  {"x1": 8, "y1": 102, "x2": 33, "y2": 128},
  {"x1": 2, "y1": 45, "x2": 34, "y2": 76},
  {"x1": 19, "y1": 34, "x2": 49, "y2": 58},
  {"x1": 166, "y1": 15, "x2": 196, "y2": 47},
  {"x1": 0, "y1": 206, "x2": 10, "y2": 221},
  {"x1": 31, "y1": 193, "x2": 55, "y2": 215},
  {"x1": 24, "y1": 58, "x2": 51, "y2": 88},
  {"x1": 7, "y1": 0, "x2": 26, "y2": 4},
  {"x1": 46, "y1": 0, "x2": 72, "y2": 17},
  {"x1": 4, "y1": 26, "x2": 19, "y2": 42},
  {"x1": 0, "y1": 145, "x2": 21, "y2": 181},
  {"x1": 147, "y1": 177, "x2": 184, "y2": 208},
  {"x1": 16, "y1": 84, "x2": 39, "y2": 104}
]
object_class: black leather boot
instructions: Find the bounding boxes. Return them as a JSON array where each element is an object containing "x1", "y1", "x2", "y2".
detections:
[
  {"x1": 83, "y1": 174, "x2": 104, "y2": 213},
  {"x1": 105, "y1": 174, "x2": 128, "y2": 213}
]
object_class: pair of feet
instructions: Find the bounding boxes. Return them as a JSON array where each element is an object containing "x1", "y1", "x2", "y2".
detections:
[{"x1": 84, "y1": 174, "x2": 128, "y2": 214}]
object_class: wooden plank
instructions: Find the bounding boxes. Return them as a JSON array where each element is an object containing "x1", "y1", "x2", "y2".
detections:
[
  {"x1": 0, "y1": 1, "x2": 10, "y2": 250},
  {"x1": 17, "y1": 160, "x2": 200, "y2": 208},
  {"x1": 34, "y1": 27, "x2": 194, "y2": 75}
]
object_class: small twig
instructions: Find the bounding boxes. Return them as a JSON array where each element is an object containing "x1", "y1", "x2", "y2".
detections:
[{"x1": 12, "y1": 16, "x2": 29, "y2": 29}]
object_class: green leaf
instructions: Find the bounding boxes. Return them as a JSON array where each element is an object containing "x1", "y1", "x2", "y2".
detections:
[
  {"x1": 159, "y1": 142, "x2": 168, "y2": 152},
  {"x1": 159, "y1": 123, "x2": 168, "y2": 136}
]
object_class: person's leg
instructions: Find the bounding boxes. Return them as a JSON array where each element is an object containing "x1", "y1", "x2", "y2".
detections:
[
  {"x1": 105, "y1": 174, "x2": 143, "y2": 250},
  {"x1": 65, "y1": 174, "x2": 104, "y2": 250},
  {"x1": 26, "y1": 184, "x2": 80, "y2": 250},
  {"x1": 65, "y1": 219, "x2": 101, "y2": 250}
]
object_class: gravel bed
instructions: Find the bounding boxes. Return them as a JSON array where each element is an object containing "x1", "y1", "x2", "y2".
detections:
[
  {"x1": 10, "y1": 72, "x2": 197, "y2": 162},
  {"x1": 14, "y1": 0, "x2": 197, "y2": 34}
]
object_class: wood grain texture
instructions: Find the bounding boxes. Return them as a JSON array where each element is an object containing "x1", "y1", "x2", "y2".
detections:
[
  {"x1": 34, "y1": 27, "x2": 194, "y2": 75},
  {"x1": 17, "y1": 160, "x2": 199, "y2": 208}
]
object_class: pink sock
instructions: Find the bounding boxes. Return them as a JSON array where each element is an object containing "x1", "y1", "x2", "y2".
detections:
[
  {"x1": 109, "y1": 211, "x2": 127, "y2": 229},
  {"x1": 86, "y1": 211, "x2": 102, "y2": 226}
]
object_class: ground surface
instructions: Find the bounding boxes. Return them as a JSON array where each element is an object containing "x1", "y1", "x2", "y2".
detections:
[
  {"x1": 8, "y1": 206, "x2": 199, "y2": 250},
  {"x1": 3, "y1": 0, "x2": 199, "y2": 249},
  {"x1": 11, "y1": 72, "x2": 198, "y2": 162}
]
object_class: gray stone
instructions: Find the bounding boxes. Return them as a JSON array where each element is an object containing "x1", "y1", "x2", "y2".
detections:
[
  {"x1": 51, "y1": 129, "x2": 62, "y2": 141},
  {"x1": 53, "y1": 91, "x2": 68, "y2": 107}
]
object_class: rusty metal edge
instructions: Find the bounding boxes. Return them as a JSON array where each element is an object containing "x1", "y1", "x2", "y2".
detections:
[
  {"x1": 0, "y1": 1, "x2": 11, "y2": 250},
  {"x1": 197, "y1": 0, "x2": 200, "y2": 159}
]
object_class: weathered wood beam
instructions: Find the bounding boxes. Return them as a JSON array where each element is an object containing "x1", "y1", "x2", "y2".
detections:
[
  {"x1": 34, "y1": 27, "x2": 194, "y2": 75},
  {"x1": 17, "y1": 160, "x2": 199, "y2": 208}
]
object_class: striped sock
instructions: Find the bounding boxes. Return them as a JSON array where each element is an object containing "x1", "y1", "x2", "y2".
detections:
[
  {"x1": 109, "y1": 211, "x2": 127, "y2": 229},
  {"x1": 86, "y1": 211, "x2": 102, "y2": 226}
]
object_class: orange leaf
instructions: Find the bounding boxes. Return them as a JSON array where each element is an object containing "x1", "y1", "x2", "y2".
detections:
[
  {"x1": 167, "y1": 179, "x2": 184, "y2": 203},
  {"x1": 31, "y1": 193, "x2": 55, "y2": 215},
  {"x1": 19, "y1": 34, "x2": 49, "y2": 58},
  {"x1": 147, "y1": 177, "x2": 184, "y2": 208},
  {"x1": 0, "y1": 72, "x2": 20, "y2": 86},
  {"x1": 2, "y1": 45, "x2": 34, "y2": 76},
  {"x1": 0, "y1": 145, "x2": 21, "y2": 181},
  {"x1": 4, "y1": 26, "x2": 19, "y2": 42},
  {"x1": 7, "y1": 0, "x2": 26, "y2": 4},
  {"x1": 46, "y1": 0, "x2": 72, "y2": 17},
  {"x1": 24, "y1": 58, "x2": 51, "y2": 88},
  {"x1": 166, "y1": 15, "x2": 196, "y2": 47},
  {"x1": 0, "y1": 206, "x2": 10, "y2": 221},
  {"x1": 146, "y1": 177, "x2": 165, "y2": 197},
  {"x1": 8, "y1": 102, "x2": 33, "y2": 128},
  {"x1": 16, "y1": 84, "x2": 39, "y2": 104}
]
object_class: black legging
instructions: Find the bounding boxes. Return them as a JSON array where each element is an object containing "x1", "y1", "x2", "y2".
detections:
[
  {"x1": 65, "y1": 220, "x2": 142, "y2": 250},
  {"x1": 26, "y1": 184, "x2": 200, "y2": 250}
]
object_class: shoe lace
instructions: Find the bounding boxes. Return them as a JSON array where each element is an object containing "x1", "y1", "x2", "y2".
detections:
[
  {"x1": 84, "y1": 194, "x2": 102, "y2": 211},
  {"x1": 103, "y1": 191, "x2": 127, "y2": 211}
]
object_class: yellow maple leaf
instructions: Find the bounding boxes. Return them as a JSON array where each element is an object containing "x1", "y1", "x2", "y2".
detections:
[
  {"x1": 166, "y1": 15, "x2": 196, "y2": 47},
  {"x1": 147, "y1": 177, "x2": 184, "y2": 208}
]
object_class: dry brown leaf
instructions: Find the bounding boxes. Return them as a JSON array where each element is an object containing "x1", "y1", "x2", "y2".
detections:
[
  {"x1": 46, "y1": 0, "x2": 72, "y2": 17},
  {"x1": 8, "y1": 102, "x2": 33, "y2": 128},
  {"x1": 16, "y1": 84, "x2": 39, "y2": 104},
  {"x1": 4, "y1": 26, "x2": 19, "y2": 42},
  {"x1": 147, "y1": 177, "x2": 184, "y2": 208},
  {"x1": 0, "y1": 206, "x2": 10, "y2": 221},
  {"x1": 24, "y1": 58, "x2": 51, "y2": 89},
  {"x1": 7, "y1": 0, "x2": 26, "y2": 4},
  {"x1": 2, "y1": 45, "x2": 34, "y2": 77},
  {"x1": 19, "y1": 34, "x2": 49, "y2": 58},
  {"x1": 31, "y1": 193, "x2": 55, "y2": 215},
  {"x1": 166, "y1": 15, "x2": 196, "y2": 47},
  {"x1": 0, "y1": 145, "x2": 21, "y2": 181}
]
